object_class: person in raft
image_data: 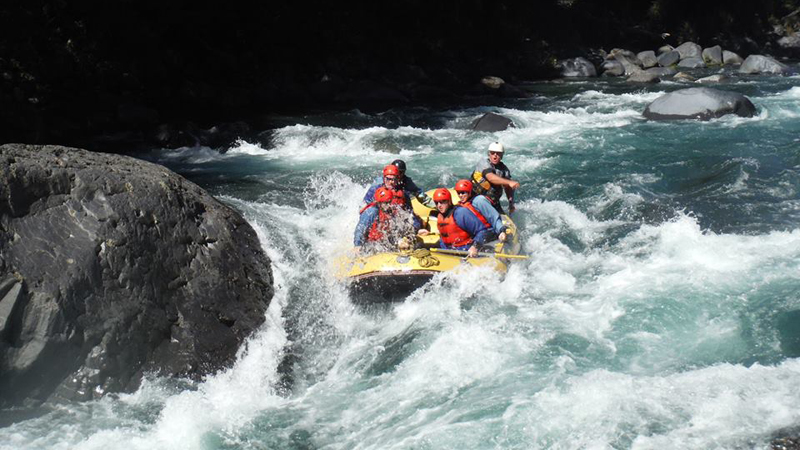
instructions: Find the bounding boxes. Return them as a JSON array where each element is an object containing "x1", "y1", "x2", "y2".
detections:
[
  {"x1": 364, "y1": 160, "x2": 434, "y2": 208},
  {"x1": 419, "y1": 188, "x2": 494, "y2": 258},
  {"x1": 453, "y1": 179, "x2": 508, "y2": 242},
  {"x1": 470, "y1": 142, "x2": 520, "y2": 214},
  {"x1": 354, "y1": 187, "x2": 421, "y2": 254}
]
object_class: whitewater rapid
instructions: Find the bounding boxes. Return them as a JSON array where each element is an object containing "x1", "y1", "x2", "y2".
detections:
[{"x1": 4, "y1": 73, "x2": 800, "y2": 449}]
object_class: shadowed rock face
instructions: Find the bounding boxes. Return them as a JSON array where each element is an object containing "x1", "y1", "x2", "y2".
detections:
[
  {"x1": 470, "y1": 113, "x2": 515, "y2": 132},
  {"x1": 0, "y1": 144, "x2": 273, "y2": 407},
  {"x1": 643, "y1": 87, "x2": 756, "y2": 120}
]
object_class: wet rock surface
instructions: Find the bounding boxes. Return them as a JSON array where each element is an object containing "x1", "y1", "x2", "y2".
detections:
[
  {"x1": 739, "y1": 55, "x2": 792, "y2": 74},
  {"x1": 643, "y1": 87, "x2": 756, "y2": 120},
  {"x1": 0, "y1": 144, "x2": 273, "y2": 407},
  {"x1": 558, "y1": 57, "x2": 598, "y2": 77},
  {"x1": 470, "y1": 112, "x2": 515, "y2": 132}
]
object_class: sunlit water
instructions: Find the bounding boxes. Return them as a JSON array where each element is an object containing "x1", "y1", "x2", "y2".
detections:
[{"x1": 4, "y1": 69, "x2": 800, "y2": 449}]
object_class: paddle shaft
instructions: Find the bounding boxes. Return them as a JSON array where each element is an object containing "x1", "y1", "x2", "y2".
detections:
[{"x1": 430, "y1": 248, "x2": 529, "y2": 259}]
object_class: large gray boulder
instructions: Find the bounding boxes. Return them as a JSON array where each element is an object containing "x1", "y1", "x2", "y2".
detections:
[
  {"x1": 645, "y1": 67, "x2": 678, "y2": 77},
  {"x1": 697, "y1": 74, "x2": 729, "y2": 84},
  {"x1": 601, "y1": 59, "x2": 625, "y2": 76},
  {"x1": 723, "y1": 50, "x2": 744, "y2": 65},
  {"x1": 702, "y1": 46, "x2": 723, "y2": 65},
  {"x1": 658, "y1": 50, "x2": 681, "y2": 67},
  {"x1": 558, "y1": 57, "x2": 597, "y2": 77},
  {"x1": 470, "y1": 112, "x2": 515, "y2": 131},
  {"x1": 643, "y1": 87, "x2": 757, "y2": 120},
  {"x1": 673, "y1": 72, "x2": 697, "y2": 82},
  {"x1": 678, "y1": 57, "x2": 706, "y2": 69},
  {"x1": 627, "y1": 71, "x2": 660, "y2": 83},
  {"x1": 777, "y1": 33, "x2": 800, "y2": 50},
  {"x1": 0, "y1": 145, "x2": 273, "y2": 407},
  {"x1": 637, "y1": 51, "x2": 658, "y2": 69},
  {"x1": 739, "y1": 55, "x2": 791, "y2": 74},
  {"x1": 658, "y1": 45, "x2": 674, "y2": 55},
  {"x1": 675, "y1": 42, "x2": 702, "y2": 59},
  {"x1": 609, "y1": 49, "x2": 643, "y2": 75}
]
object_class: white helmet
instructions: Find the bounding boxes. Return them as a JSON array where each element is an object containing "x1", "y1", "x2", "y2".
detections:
[{"x1": 488, "y1": 142, "x2": 505, "y2": 153}]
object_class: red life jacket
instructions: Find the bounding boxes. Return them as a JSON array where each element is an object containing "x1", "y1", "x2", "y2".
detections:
[
  {"x1": 437, "y1": 206, "x2": 472, "y2": 248},
  {"x1": 360, "y1": 202, "x2": 392, "y2": 242},
  {"x1": 391, "y1": 189, "x2": 407, "y2": 206},
  {"x1": 458, "y1": 199, "x2": 492, "y2": 229}
]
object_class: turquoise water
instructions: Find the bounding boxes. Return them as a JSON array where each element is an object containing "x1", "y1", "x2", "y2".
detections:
[{"x1": 4, "y1": 70, "x2": 800, "y2": 449}]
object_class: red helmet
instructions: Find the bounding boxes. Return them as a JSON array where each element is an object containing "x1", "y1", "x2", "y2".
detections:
[
  {"x1": 374, "y1": 187, "x2": 393, "y2": 203},
  {"x1": 455, "y1": 179, "x2": 473, "y2": 193},
  {"x1": 383, "y1": 164, "x2": 400, "y2": 177},
  {"x1": 433, "y1": 188, "x2": 452, "y2": 203}
]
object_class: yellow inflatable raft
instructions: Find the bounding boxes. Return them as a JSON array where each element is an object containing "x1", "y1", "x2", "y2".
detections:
[{"x1": 334, "y1": 189, "x2": 521, "y2": 302}]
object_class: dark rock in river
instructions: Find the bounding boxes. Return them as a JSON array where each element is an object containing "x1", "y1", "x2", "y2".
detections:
[
  {"x1": 154, "y1": 121, "x2": 253, "y2": 150},
  {"x1": 643, "y1": 87, "x2": 756, "y2": 120},
  {"x1": 471, "y1": 112, "x2": 515, "y2": 131},
  {"x1": 0, "y1": 144, "x2": 273, "y2": 407}
]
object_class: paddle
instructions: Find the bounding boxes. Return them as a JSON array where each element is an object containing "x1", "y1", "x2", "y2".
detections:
[{"x1": 429, "y1": 248, "x2": 529, "y2": 259}]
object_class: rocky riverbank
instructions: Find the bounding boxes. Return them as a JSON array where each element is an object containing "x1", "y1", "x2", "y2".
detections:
[{"x1": 4, "y1": 2, "x2": 800, "y2": 153}]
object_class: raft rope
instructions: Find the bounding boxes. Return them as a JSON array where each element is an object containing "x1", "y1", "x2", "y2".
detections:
[
  {"x1": 398, "y1": 247, "x2": 440, "y2": 267},
  {"x1": 413, "y1": 248, "x2": 439, "y2": 267}
]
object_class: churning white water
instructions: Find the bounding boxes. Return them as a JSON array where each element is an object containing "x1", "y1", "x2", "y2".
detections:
[{"x1": 4, "y1": 71, "x2": 800, "y2": 449}]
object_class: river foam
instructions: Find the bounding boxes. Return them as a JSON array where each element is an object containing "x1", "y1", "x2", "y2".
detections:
[{"x1": 5, "y1": 68, "x2": 800, "y2": 450}]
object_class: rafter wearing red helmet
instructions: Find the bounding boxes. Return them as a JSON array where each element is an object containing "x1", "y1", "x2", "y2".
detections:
[
  {"x1": 454, "y1": 179, "x2": 508, "y2": 242},
  {"x1": 426, "y1": 187, "x2": 493, "y2": 258}
]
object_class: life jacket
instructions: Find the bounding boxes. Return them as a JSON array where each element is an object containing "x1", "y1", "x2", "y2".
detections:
[
  {"x1": 458, "y1": 199, "x2": 492, "y2": 229},
  {"x1": 470, "y1": 170, "x2": 493, "y2": 198},
  {"x1": 471, "y1": 161, "x2": 510, "y2": 205},
  {"x1": 437, "y1": 206, "x2": 472, "y2": 248},
  {"x1": 391, "y1": 189, "x2": 407, "y2": 206},
  {"x1": 360, "y1": 202, "x2": 392, "y2": 242}
]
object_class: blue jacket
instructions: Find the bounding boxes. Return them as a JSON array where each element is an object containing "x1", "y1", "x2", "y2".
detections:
[
  {"x1": 469, "y1": 195, "x2": 507, "y2": 235},
  {"x1": 439, "y1": 206, "x2": 493, "y2": 251},
  {"x1": 354, "y1": 206, "x2": 380, "y2": 246}
]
